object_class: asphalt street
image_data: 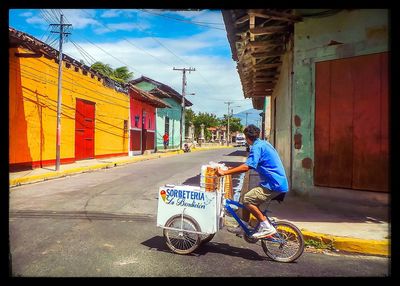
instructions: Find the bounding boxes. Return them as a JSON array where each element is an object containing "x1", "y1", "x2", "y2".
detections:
[{"x1": 9, "y1": 148, "x2": 390, "y2": 277}]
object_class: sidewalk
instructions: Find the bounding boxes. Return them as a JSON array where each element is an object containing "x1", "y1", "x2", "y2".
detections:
[
  {"x1": 226, "y1": 170, "x2": 390, "y2": 257},
  {"x1": 9, "y1": 145, "x2": 232, "y2": 188}
]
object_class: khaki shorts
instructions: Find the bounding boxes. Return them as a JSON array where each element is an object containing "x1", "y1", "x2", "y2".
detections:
[{"x1": 243, "y1": 186, "x2": 280, "y2": 206}]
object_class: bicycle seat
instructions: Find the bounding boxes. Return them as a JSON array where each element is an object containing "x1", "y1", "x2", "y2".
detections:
[{"x1": 272, "y1": 192, "x2": 286, "y2": 203}]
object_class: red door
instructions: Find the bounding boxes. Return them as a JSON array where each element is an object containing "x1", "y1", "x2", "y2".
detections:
[
  {"x1": 314, "y1": 52, "x2": 389, "y2": 192},
  {"x1": 75, "y1": 98, "x2": 95, "y2": 160}
]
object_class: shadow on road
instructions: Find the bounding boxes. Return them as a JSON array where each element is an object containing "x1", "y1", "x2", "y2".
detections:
[
  {"x1": 141, "y1": 235, "x2": 266, "y2": 261},
  {"x1": 182, "y1": 174, "x2": 201, "y2": 186},
  {"x1": 196, "y1": 241, "x2": 265, "y2": 261},
  {"x1": 224, "y1": 150, "x2": 247, "y2": 157}
]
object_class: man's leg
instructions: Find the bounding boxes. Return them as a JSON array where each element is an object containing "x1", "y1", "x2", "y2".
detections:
[
  {"x1": 245, "y1": 203, "x2": 267, "y2": 222},
  {"x1": 243, "y1": 186, "x2": 280, "y2": 238}
]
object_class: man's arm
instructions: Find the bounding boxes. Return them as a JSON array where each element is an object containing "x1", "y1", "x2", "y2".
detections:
[{"x1": 216, "y1": 163, "x2": 250, "y2": 176}]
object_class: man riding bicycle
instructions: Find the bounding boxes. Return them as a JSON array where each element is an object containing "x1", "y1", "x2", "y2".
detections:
[{"x1": 216, "y1": 124, "x2": 289, "y2": 239}]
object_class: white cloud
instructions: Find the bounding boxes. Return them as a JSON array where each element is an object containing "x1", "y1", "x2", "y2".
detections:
[
  {"x1": 63, "y1": 37, "x2": 251, "y2": 116},
  {"x1": 26, "y1": 16, "x2": 47, "y2": 25},
  {"x1": 60, "y1": 9, "x2": 253, "y2": 116},
  {"x1": 48, "y1": 9, "x2": 100, "y2": 29},
  {"x1": 100, "y1": 9, "x2": 122, "y2": 18},
  {"x1": 19, "y1": 11, "x2": 33, "y2": 17},
  {"x1": 93, "y1": 22, "x2": 146, "y2": 34},
  {"x1": 100, "y1": 9, "x2": 137, "y2": 18}
]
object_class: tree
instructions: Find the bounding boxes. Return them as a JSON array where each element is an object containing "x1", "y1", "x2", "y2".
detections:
[
  {"x1": 90, "y1": 62, "x2": 134, "y2": 83},
  {"x1": 193, "y1": 112, "x2": 220, "y2": 141},
  {"x1": 185, "y1": 108, "x2": 196, "y2": 130},
  {"x1": 220, "y1": 115, "x2": 243, "y2": 133},
  {"x1": 113, "y1": 66, "x2": 133, "y2": 82},
  {"x1": 91, "y1": 61, "x2": 113, "y2": 77}
]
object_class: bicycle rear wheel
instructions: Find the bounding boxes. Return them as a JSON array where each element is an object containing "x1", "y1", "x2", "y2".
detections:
[
  {"x1": 163, "y1": 215, "x2": 202, "y2": 255},
  {"x1": 261, "y1": 221, "x2": 304, "y2": 263}
]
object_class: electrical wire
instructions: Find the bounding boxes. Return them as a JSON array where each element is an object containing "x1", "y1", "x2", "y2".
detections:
[
  {"x1": 31, "y1": 9, "x2": 245, "y2": 113},
  {"x1": 140, "y1": 9, "x2": 226, "y2": 30},
  {"x1": 80, "y1": 9, "x2": 172, "y2": 66},
  {"x1": 76, "y1": 9, "x2": 235, "y2": 105}
]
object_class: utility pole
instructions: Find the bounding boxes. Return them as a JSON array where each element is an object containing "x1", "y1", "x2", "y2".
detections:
[
  {"x1": 224, "y1": 101, "x2": 233, "y2": 145},
  {"x1": 51, "y1": 14, "x2": 71, "y2": 171},
  {"x1": 173, "y1": 67, "x2": 195, "y2": 149},
  {"x1": 245, "y1": 112, "x2": 251, "y2": 126}
]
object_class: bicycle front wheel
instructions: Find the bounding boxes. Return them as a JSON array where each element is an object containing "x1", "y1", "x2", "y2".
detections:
[
  {"x1": 261, "y1": 221, "x2": 304, "y2": 263},
  {"x1": 163, "y1": 215, "x2": 202, "y2": 255}
]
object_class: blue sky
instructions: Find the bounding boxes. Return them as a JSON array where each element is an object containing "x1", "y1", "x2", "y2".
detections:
[{"x1": 9, "y1": 9, "x2": 256, "y2": 117}]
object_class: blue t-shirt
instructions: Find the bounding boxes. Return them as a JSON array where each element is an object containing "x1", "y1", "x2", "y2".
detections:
[{"x1": 245, "y1": 138, "x2": 289, "y2": 192}]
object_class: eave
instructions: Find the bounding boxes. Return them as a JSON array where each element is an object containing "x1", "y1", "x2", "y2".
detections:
[{"x1": 222, "y1": 9, "x2": 301, "y2": 110}]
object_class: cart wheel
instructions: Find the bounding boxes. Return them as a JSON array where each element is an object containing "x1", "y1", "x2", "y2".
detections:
[
  {"x1": 200, "y1": 233, "x2": 215, "y2": 244},
  {"x1": 163, "y1": 215, "x2": 202, "y2": 255}
]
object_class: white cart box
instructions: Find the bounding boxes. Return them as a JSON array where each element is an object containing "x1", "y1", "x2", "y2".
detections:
[{"x1": 157, "y1": 184, "x2": 224, "y2": 234}]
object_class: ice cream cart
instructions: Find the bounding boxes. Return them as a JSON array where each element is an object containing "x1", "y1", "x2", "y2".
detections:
[{"x1": 156, "y1": 162, "x2": 231, "y2": 254}]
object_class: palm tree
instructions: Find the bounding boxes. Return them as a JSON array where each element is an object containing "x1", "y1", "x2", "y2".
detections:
[
  {"x1": 91, "y1": 62, "x2": 113, "y2": 77},
  {"x1": 90, "y1": 62, "x2": 133, "y2": 83},
  {"x1": 113, "y1": 66, "x2": 133, "y2": 82}
]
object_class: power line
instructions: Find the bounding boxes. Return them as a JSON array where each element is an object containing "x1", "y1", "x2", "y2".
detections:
[
  {"x1": 71, "y1": 34, "x2": 143, "y2": 74},
  {"x1": 133, "y1": 20, "x2": 187, "y2": 67},
  {"x1": 69, "y1": 39, "x2": 97, "y2": 66},
  {"x1": 140, "y1": 9, "x2": 226, "y2": 30},
  {"x1": 54, "y1": 9, "x2": 240, "y2": 109},
  {"x1": 76, "y1": 9, "x2": 231, "y2": 105},
  {"x1": 40, "y1": 9, "x2": 59, "y2": 23},
  {"x1": 80, "y1": 9, "x2": 172, "y2": 66},
  {"x1": 136, "y1": 10, "x2": 231, "y2": 96}
]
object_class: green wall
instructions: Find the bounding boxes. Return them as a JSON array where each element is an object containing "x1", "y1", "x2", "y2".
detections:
[
  {"x1": 270, "y1": 51, "x2": 293, "y2": 187},
  {"x1": 292, "y1": 9, "x2": 389, "y2": 194},
  {"x1": 133, "y1": 81, "x2": 183, "y2": 150}
]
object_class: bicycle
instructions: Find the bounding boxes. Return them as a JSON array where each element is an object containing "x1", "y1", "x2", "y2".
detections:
[{"x1": 162, "y1": 190, "x2": 305, "y2": 263}]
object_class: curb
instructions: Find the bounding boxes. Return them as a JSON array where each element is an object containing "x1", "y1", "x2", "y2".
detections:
[
  {"x1": 225, "y1": 216, "x2": 389, "y2": 257},
  {"x1": 301, "y1": 229, "x2": 390, "y2": 257},
  {"x1": 9, "y1": 146, "x2": 235, "y2": 188}
]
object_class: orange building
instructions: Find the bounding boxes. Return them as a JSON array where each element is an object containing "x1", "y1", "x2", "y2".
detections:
[{"x1": 9, "y1": 27, "x2": 132, "y2": 171}]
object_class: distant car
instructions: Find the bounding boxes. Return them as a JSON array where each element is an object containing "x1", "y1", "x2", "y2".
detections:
[{"x1": 234, "y1": 134, "x2": 246, "y2": 147}]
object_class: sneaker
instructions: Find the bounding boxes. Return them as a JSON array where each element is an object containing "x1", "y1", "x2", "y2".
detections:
[
  {"x1": 227, "y1": 225, "x2": 244, "y2": 235},
  {"x1": 251, "y1": 225, "x2": 277, "y2": 239}
]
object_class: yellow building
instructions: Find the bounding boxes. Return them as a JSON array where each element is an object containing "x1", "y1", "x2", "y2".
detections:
[{"x1": 9, "y1": 27, "x2": 130, "y2": 171}]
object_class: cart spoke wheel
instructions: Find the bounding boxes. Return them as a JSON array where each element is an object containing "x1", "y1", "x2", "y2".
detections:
[{"x1": 163, "y1": 215, "x2": 201, "y2": 255}]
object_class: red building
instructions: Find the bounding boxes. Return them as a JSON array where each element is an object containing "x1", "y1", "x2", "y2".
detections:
[{"x1": 128, "y1": 84, "x2": 170, "y2": 155}]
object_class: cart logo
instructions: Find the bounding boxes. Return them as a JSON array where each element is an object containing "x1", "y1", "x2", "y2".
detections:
[
  {"x1": 161, "y1": 189, "x2": 214, "y2": 209},
  {"x1": 160, "y1": 190, "x2": 167, "y2": 202}
]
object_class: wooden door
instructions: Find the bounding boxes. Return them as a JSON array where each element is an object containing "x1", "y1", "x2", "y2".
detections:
[
  {"x1": 314, "y1": 53, "x2": 388, "y2": 192},
  {"x1": 75, "y1": 98, "x2": 95, "y2": 160}
]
